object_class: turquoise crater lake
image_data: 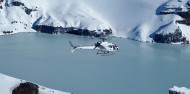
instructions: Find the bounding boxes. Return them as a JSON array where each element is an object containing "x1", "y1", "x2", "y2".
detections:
[{"x1": 0, "y1": 33, "x2": 190, "y2": 94}]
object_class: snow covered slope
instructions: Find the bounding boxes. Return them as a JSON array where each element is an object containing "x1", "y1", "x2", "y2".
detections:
[
  {"x1": 1, "y1": 0, "x2": 190, "y2": 44},
  {"x1": 0, "y1": 0, "x2": 113, "y2": 36},
  {"x1": 0, "y1": 73, "x2": 71, "y2": 94},
  {"x1": 70, "y1": 0, "x2": 190, "y2": 44},
  {"x1": 169, "y1": 86, "x2": 190, "y2": 94}
]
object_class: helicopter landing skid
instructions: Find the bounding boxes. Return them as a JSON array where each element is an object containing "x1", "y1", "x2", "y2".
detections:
[{"x1": 96, "y1": 50, "x2": 115, "y2": 56}]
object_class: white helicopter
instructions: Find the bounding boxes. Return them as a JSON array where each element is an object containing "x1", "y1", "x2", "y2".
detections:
[{"x1": 69, "y1": 38, "x2": 119, "y2": 55}]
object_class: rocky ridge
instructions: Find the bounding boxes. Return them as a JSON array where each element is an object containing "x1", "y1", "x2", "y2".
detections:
[{"x1": 153, "y1": 0, "x2": 190, "y2": 44}]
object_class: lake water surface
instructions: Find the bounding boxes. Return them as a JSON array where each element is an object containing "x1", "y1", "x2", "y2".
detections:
[{"x1": 0, "y1": 33, "x2": 190, "y2": 94}]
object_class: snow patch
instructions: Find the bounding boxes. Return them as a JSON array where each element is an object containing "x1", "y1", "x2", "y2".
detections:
[{"x1": 170, "y1": 86, "x2": 190, "y2": 94}]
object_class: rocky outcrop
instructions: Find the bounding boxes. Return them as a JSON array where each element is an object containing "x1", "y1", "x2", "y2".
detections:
[
  {"x1": 153, "y1": 29, "x2": 189, "y2": 44},
  {"x1": 12, "y1": 82, "x2": 39, "y2": 94},
  {"x1": 176, "y1": 11, "x2": 190, "y2": 26},
  {"x1": 0, "y1": 0, "x2": 3, "y2": 4},
  {"x1": 11, "y1": 1, "x2": 37, "y2": 15},
  {"x1": 12, "y1": 1, "x2": 24, "y2": 6},
  {"x1": 177, "y1": 11, "x2": 190, "y2": 19},
  {"x1": 25, "y1": 8, "x2": 34, "y2": 15},
  {"x1": 176, "y1": 19, "x2": 190, "y2": 25},
  {"x1": 152, "y1": 0, "x2": 190, "y2": 44},
  {"x1": 33, "y1": 25, "x2": 112, "y2": 37},
  {"x1": 3, "y1": 31, "x2": 13, "y2": 34},
  {"x1": 0, "y1": 73, "x2": 71, "y2": 94},
  {"x1": 0, "y1": 0, "x2": 3, "y2": 9},
  {"x1": 158, "y1": 0, "x2": 190, "y2": 26},
  {"x1": 169, "y1": 90, "x2": 181, "y2": 94}
]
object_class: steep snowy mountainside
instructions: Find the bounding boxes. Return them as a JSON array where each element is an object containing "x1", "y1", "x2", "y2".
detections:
[
  {"x1": 154, "y1": 0, "x2": 190, "y2": 44},
  {"x1": 0, "y1": 0, "x2": 113, "y2": 36},
  {"x1": 125, "y1": 0, "x2": 190, "y2": 44},
  {"x1": 83, "y1": 0, "x2": 190, "y2": 44},
  {"x1": 0, "y1": 73, "x2": 71, "y2": 94},
  {"x1": 0, "y1": 0, "x2": 166, "y2": 36},
  {"x1": 81, "y1": 0, "x2": 167, "y2": 37},
  {"x1": 0, "y1": 0, "x2": 39, "y2": 34},
  {"x1": 35, "y1": 3, "x2": 111, "y2": 31},
  {"x1": 1, "y1": 0, "x2": 190, "y2": 44}
]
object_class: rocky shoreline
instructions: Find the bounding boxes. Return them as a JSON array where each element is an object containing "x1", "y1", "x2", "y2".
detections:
[
  {"x1": 153, "y1": 29, "x2": 189, "y2": 44},
  {"x1": 33, "y1": 25, "x2": 112, "y2": 37}
]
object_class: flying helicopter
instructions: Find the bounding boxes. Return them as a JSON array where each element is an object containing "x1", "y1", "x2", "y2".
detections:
[{"x1": 69, "y1": 38, "x2": 119, "y2": 55}]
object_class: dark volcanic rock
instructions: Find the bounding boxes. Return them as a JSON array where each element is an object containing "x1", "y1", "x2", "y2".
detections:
[
  {"x1": 12, "y1": 82, "x2": 39, "y2": 94},
  {"x1": 177, "y1": 11, "x2": 190, "y2": 19},
  {"x1": 160, "y1": 11, "x2": 190, "y2": 19},
  {"x1": 157, "y1": 0, "x2": 190, "y2": 26},
  {"x1": 33, "y1": 25, "x2": 65, "y2": 34},
  {"x1": 3, "y1": 31, "x2": 13, "y2": 34},
  {"x1": 176, "y1": 19, "x2": 190, "y2": 25},
  {"x1": 175, "y1": 12, "x2": 190, "y2": 25},
  {"x1": 25, "y1": 8, "x2": 33, "y2": 15},
  {"x1": 12, "y1": 1, "x2": 36, "y2": 15},
  {"x1": 0, "y1": 0, "x2": 4, "y2": 3},
  {"x1": 169, "y1": 86, "x2": 190, "y2": 94},
  {"x1": 158, "y1": 1, "x2": 190, "y2": 26},
  {"x1": 12, "y1": 1, "x2": 24, "y2": 6},
  {"x1": 0, "y1": 0, "x2": 3, "y2": 9},
  {"x1": 169, "y1": 90, "x2": 181, "y2": 94},
  {"x1": 153, "y1": 29, "x2": 189, "y2": 44},
  {"x1": 33, "y1": 25, "x2": 112, "y2": 37}
]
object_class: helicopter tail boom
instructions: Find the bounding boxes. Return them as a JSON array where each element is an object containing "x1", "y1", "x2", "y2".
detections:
[{"x1": 69, "y1": 41, "x2": 78, "y2": 52}]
